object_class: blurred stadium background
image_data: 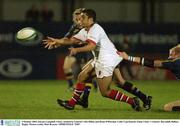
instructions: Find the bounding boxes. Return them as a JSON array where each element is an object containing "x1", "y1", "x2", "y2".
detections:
[
  {"x1": 0, "y1": 0, "x2": 180, "y2": 119},
  {"x1": 0, "y1": 0, "x2": 180, "y2": 80}
]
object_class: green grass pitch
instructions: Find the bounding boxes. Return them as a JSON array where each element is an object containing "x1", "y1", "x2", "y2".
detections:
[{"x1": 0, "y1": 80, "x2": 179, "y2": 119}]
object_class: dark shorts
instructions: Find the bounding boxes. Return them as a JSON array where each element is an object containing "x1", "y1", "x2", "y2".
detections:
[{"x1": 75, "y1": 52, "x2": 93, "y2": 64}]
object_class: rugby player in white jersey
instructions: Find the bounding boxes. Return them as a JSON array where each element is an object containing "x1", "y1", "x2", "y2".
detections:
[
  {"x1": 62, "y1": 8, "x2": 98, "y2": 92},
  {"x1": 43, "y1": 9, "x2": 144, "y2": 111}
]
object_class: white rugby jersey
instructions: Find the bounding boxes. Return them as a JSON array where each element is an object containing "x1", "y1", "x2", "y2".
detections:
[{"x1": 73, "y1": 23, "x2": 122, "y2": 66}]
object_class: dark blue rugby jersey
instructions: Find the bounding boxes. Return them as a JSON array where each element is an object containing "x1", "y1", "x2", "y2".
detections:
[
  {"x1": 162, "y1": 58, "x2": 180, "y2": 80},
  {"x1": 64, "y1": 24, "x2": 81, "y2": 38}
]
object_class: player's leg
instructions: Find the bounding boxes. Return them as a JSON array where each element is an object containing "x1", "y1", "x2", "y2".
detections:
[
  {"x1": 63, "y1": 56, "x2": 76, "y2": 90},
  {"x1": 97, "y1": 76, "x2": 141, "y2": 111},
  {"x1": 82, "y1": 52, "x2": 98, "y2": 92},
  {"x1": 82, "y1": 62, "x2": 98, "y2": 90},
  {"x1": 91, "y1": 71, "x2": 98, "y2": 92},
  {"x1": 75, "y1": 61, "x2": 95, "y2": 107},
  {"x1": 76, "y1": 59, "x2": 97, "y2": 108},
  {"x1": 164, "y1": 100, "x2": 180, "y2": 112},
  {"x1": 57, "y1": 61, "x2": 94, "y2": 110},
  {"x1": 114, "y1": 67, "x2": 152, "y2": 110},
  {"x1": 120, "y1": 61, "x2": 134, "y2": 79},
  {"x1": 95, "y1": 63, "x2": 141, "y2": 111}
]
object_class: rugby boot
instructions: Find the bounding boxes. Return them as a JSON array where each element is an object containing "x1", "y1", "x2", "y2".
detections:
[
  {"x1": 131, "y1": 97, "x2": 141, "y2": 111},
  {"x1": 143, "y1": 96, "x2": 152, "y2": 110},
  {"x1": 76, "y1": 99, "x2": 88, "y2": 108},
  {"x1": 57, "y1": 99, "x2": 74, "y2": 110}
]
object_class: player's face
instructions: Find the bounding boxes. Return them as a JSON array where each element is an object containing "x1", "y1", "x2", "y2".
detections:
[
  {"x1": 73, "y1": 14, "x2": 82, "y2": 28},
  {"x1": 80, "y1": 13, "x2": 93, "y2": 29},
  {"x1": 169, "y1": 47, "x2": 180, "y2": 59}
]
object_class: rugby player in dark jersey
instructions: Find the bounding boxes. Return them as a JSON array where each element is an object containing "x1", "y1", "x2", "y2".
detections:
[{"x1": 118, "y1": 44, "x2": 180, "y2": 112}]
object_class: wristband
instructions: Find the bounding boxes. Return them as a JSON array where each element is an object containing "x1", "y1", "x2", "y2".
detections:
[
  {"x1": 128, "y1": 56, "x2": 135, "y2": 62},
  {"x1": 141, "y1": 57, "x2": 145, "y2": 65}
]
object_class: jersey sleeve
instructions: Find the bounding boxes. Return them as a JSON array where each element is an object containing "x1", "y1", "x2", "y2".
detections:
[
  {"x1": 72, "y1": 29, "x2": 87, "y2": 42},
  {"x1": 86, "y1": 25, "x2": 101, "y2": 45},
  {"x1": 161, "y1": 60, "x2": 174, "y2": 70}
]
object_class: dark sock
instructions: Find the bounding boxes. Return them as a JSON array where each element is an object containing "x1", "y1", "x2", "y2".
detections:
[
  {"x1": 67, "y1": 79, "x2": 73, "y2": 88},
  {"x1": 65, "y1": 71, "x2": 73, "y2": 88},
  {"x1": 82, "y1": 84, "x2": 92, "y2": 102},
  {"x1": 92, "y1": 80, "x2": 98, "y2": 90},
  {"x1": 118, "y1": 81, "x2": 147, "y2": 102}
]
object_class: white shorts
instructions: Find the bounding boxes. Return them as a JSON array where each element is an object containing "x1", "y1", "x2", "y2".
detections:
[{"x1": 95, "y1": 56, "x2": 122, "y2": 78}]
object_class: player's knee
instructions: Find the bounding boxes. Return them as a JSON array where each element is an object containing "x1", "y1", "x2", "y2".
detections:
[
  {"x1": 101, "y1": 93, "x2": 107, "y2": 97},
  {"x1": 78, "y1": 71, "x2": 89, "y2": 82},
  {"x1": 77, "y1": 73, "x2": 82, "y2": 80},
  {"x1": 99, "y1": 90, "x2": 109, "y2": 97},
  {"x1": 63, "y1": 66, "x2": 72, "y2": 72},
  {"x1": 64, "y1": 68, "x2": 73, "y2": 75},
  {"x1": 115, "y1": 80, "x2": 125, "y2": 86},
  {"x1": 77, "y1": 73, "x2": 86, "y2": 82}
]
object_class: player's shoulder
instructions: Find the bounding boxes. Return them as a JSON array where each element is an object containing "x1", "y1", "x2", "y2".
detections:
[
  {"x1": 90, "y1": 23, "x2": 105, "y2": 33},
  {"x1": 76, "y1": 28, "x2": 86, "y2": 34},
  {"x1": 93, "y1": 23, "x2": 103, "y2": 29}
]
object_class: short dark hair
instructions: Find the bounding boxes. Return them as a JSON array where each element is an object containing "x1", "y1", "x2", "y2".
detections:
[{"x1": 82, "y1": 9, "x2": 96, "y2": 22}]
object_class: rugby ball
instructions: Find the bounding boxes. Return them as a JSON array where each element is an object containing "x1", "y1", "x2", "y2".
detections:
[
  {"x1": 15, "y1": 27, "x2": 43, "y2": 46},
  {"x1": 16, "y1": 27, "x2": 37, "y2": 41}
]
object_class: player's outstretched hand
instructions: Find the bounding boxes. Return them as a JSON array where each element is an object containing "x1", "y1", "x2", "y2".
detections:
[
  {"x1": 117, "y1": 51, "x2": 129, "y2": 60},
  {"x1": 43, "y1": 36, "x2": 61, "y2": 49}
]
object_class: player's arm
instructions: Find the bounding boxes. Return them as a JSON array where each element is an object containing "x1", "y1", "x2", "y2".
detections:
[
  {"x1": 117, "y1": 51, "x2": 162, "y2": 68},
  {"x1": 43, "y1": 37, "x2": 80, "y2": 49},
  {"x1": 69, "y1": 42, "x2": 96, "y2": 56},
  {"x1": 64, "y1": 24, "x2": 80, "y2": 38},
  {"x1": 117, "y1": 52, "x2": 141, "y2": 64},
  {"x1": 43, "y1": 24, "x2": 82, "y2": 49}
]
